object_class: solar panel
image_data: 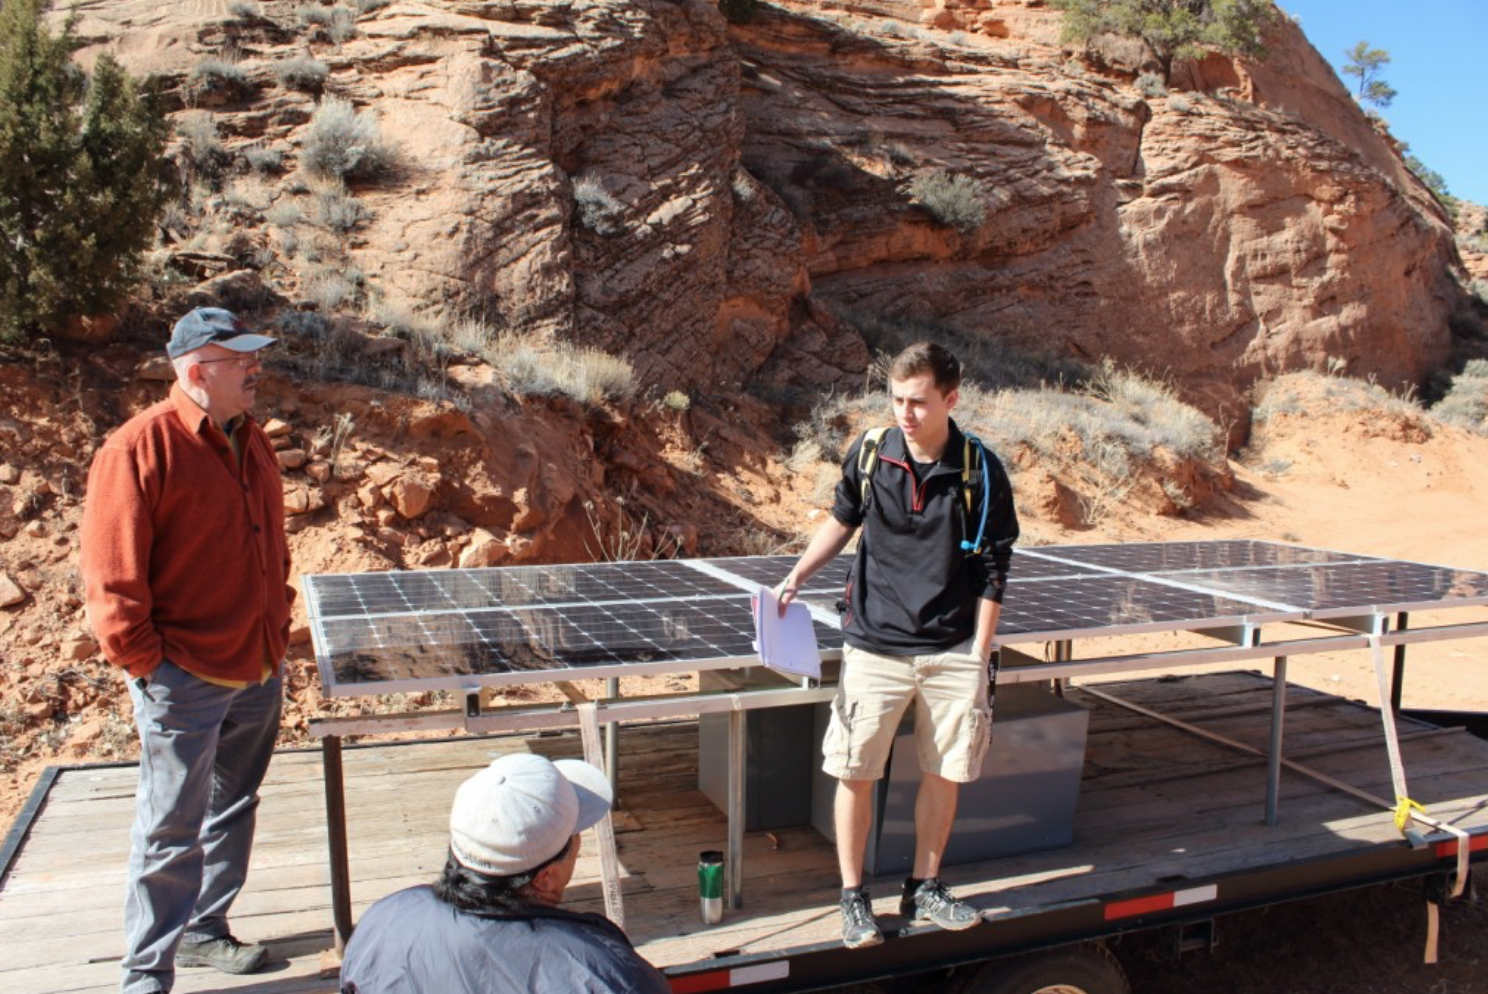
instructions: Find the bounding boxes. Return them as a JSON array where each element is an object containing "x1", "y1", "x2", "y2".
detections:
[
  {"x1": 698, "y1": 555, "x2": 850, "y2": 594},
  {"x1": 1032, "y1": 540, "x2": 1377, "y2": 575},
  {"x1": 1007, "y1": 552, "x2": 1110, "y2": 581},
  {"x1": 302, "y1": 542, "x2": 1488, "y2": 697},
  {"x1": 1173, "y1": 561, "x2": 1488, "y2": 617},
  {"x1": 997, "y1": 575, "x2": 1276, "y2": 640}
]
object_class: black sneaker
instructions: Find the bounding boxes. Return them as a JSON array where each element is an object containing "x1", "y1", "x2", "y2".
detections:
[
  {"x1": 176, "y1": 934, "x2": 269, "y2": 974},
  {"x1": 840, "y1": 888, "x2": 884, "y2": 949},
  {"x1": 900, "y1": 877, "x2": 982, "y2": 931}
]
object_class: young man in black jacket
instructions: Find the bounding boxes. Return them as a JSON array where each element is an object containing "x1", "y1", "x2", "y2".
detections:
[{"x1": 776, "y1": 342, "x2": 1018, "y2": 949}]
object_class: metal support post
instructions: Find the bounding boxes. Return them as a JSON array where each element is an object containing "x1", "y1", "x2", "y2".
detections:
[
  {"x1": 1391, "y1": 612, "x2": 1409, "y2": 713},
  {"x1": 1266, "y1": 658, "x2": 1287, "y2": 826},
  {"x1": 322, "y1": 735, "x2": 354, "y2": 952},
  {"x1": 727, "y1": 708, "x2": 745, "y2": 910},
  {"x1": 605, "y1": 676, "x2": 620, "y2": 800}
]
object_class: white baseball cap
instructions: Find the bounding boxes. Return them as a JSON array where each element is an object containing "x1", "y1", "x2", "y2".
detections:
[{"x1": 449, "y1": 753, "x2": 612, "y2": 876}]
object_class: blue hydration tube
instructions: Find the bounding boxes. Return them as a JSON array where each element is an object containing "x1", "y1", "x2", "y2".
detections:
[{"x1": 960, "y1": 439, "x2": 991, "y2": 554}]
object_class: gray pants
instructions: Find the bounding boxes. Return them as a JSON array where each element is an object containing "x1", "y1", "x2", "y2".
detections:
[{"x1": 122, "y1": 660, "x2": 283, "y2": 994}]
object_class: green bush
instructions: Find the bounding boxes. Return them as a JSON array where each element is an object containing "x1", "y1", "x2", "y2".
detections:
[
  {"x1": 301, "y1": 97, "x2": 399, "y2": 181},
  {"x1": 909, "y1": 169, "x2": 987, "y2": 233},
  {"x1": 0, "y1": 0, "x2": 172, "y2": 342},
  {"x1": 273, "y1": 55, "x2": 328, "y2": 92},
  {"x1": 228, "y1": 1, "x2": 262, "y2": 19},
  {"x1": 1051, "y1": 0, "x2": 1276, "y2": 80}
]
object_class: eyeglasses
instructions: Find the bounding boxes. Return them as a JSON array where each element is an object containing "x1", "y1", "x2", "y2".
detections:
[{"x1": 194, "y1": 355, "x2": 261, "y2": 370}]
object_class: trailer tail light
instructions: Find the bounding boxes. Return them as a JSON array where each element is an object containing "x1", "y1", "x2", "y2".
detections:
[
  {"x1": 1103, "y1": 883, "x2": 1218, "y2": 921},
  {"x1": 670, "y1": 960, "x2": 790, "y2": 992}
]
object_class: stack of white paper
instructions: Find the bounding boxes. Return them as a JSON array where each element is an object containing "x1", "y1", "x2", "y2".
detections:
[{"x1": 751, "y1": 585, "x2": 822, "y2": 680}]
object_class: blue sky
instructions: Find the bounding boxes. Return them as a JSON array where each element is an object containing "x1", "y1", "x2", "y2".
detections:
[{"x1": 1279, "y1": 0, "x2": 1486, "y2": 206}]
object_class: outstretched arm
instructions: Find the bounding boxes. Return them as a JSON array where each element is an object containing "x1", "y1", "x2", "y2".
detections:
[{"x1": 773, "y1": 517, "x2": 855, "y2": 616}]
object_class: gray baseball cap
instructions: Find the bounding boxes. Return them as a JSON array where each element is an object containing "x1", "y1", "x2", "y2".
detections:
[{"x1": 167, "y1": 307, "x2": 277, "y2": 360}]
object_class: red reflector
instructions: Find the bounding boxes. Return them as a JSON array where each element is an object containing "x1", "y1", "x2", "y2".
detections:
[
  {"x1": 1104, "y1": 893, "x2": 1174, "y2": 920},
  {"x1": 1435, "y1": 834, "x2": 1488, "y2": 859},
  {"x1": 670, "y1": 972, "x2": 730, "y2": 994}
]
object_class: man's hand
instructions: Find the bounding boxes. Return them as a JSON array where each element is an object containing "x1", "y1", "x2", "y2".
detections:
[{"x1": 773, "y1": 577, "x2": 800, "y2": 618}]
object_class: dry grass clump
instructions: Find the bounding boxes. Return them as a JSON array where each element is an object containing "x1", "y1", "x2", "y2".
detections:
[
  {"x1": 488, "y1": 333, "x2": 637, "y2": 405},
  {"x1": 786, "y1": 354, "x2": 1221, "y2": 528},
  {"x1": 1252, "y1": 370, "x2": 1422, "y2": 424},
  {"x1": 1432, "y1": 359, "x2": 1488, "y2": 434}
]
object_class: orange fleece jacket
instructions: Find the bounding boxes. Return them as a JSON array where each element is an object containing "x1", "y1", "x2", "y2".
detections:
[{"x1": 81, "y1": 386, "x2": 295, "y2": 682}]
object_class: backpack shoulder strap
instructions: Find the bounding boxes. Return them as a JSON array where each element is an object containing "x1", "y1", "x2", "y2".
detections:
[
  {"x1": 961, "y1": 433, "x2": 984, "y2": 514},
  {"x1": 857, "y1": 426, "x2": 892, "y2": 507}
]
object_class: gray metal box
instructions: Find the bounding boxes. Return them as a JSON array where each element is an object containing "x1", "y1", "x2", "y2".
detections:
[
  {"x1": 810, "y1": 683, "x2": 1090, "y2": 877},
  {"x1": 697, "y1": 669, "x2": 817, "y2": 831}
]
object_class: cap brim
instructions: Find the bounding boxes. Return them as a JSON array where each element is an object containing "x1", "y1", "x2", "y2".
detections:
[
  {"x1": 217, "y1": 333, "x2": 278, "y2": 352},
  {"x1": 553, "y1": 759, "x2": 613, "y2": 833}
]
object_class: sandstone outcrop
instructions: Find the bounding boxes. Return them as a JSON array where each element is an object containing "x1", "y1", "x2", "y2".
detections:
[{"x1": 64, "y1": 0, "x2": 1469, "y2": 417}]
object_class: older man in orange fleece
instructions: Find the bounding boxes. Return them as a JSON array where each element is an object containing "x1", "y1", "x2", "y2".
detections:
[{"x1": 81, "y1": 307, "x2": 293, "y2": 994}]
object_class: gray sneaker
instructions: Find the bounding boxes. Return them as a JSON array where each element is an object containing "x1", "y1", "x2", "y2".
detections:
[
  {"x1": 900, "y1": 877, "x2": 982, "y2": 931},
  {"x1": 176, "y1": 934, "x2": 269, "y2": 974},
  {"x1": 840, "y1": 888, "x2": 884, "y2": 949}
]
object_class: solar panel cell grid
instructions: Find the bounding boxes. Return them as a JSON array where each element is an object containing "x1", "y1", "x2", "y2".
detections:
[
  {"x1": 998, "y1": 575, "x2": 1267, "y2": 637},
  {"x1": 1175, "y1": 561, "x2": 1488, "y2": 615}
]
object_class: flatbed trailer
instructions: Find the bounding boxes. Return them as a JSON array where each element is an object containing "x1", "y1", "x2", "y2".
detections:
[
  {"x1": 2, "y1": 670, "x2": 1483, "y2": 994},
  {"x1": 4, "y1": 541, "x2": 1486, "y2": 993}
]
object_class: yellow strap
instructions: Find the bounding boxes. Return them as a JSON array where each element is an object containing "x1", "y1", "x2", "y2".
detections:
[
  {"x1": 1393, "y1": 796, "x2": 1427, "y2": 833},
  {"x1": 858, "y1": 426, "x2": 890, "y2": 506}
]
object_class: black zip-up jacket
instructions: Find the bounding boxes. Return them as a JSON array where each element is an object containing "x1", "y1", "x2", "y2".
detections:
[{"x1": 831, "y1": 421, "x2": 1018, "y2": 655}]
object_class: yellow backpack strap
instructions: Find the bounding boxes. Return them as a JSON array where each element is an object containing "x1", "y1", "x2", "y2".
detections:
[
  {"x1": 962, "y1": 435, "x2": 974, "y2": 514},
  {"x1": 857, "y1": 426, "x2": 891, "y2": 507}
]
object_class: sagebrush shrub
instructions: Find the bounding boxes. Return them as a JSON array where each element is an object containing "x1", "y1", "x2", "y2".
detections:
[
  {"x1": 573, "y1": 174, "x2": 624, "y2": 236},
  {"x1": 191, "y1": 58, "x2": 251, "y2": 100},
  {"x1": 273, "y1": 55, "x2": 328, "y2": 92},
  {"x1": 300, "y1": 97, "x2": 398, "y2": 181},
  {"x1": 909, "y1": 169, "x2": 987, "y2": 233},
  {"x1": 1136, "y1": 72, "x2": 1166, "y2": 98}
]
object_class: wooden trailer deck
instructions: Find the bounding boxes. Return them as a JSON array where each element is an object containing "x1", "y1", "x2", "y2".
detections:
[{"x1": 4, "y1": 671, "x2": 1487, "y2": 994}]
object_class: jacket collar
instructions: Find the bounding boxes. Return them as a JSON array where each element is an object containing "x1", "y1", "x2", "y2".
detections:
[{"x1": 883, "y1": 419, "x2": 967, "y2": 474}]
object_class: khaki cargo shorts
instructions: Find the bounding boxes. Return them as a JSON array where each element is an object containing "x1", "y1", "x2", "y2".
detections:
[{"x1": 821, "y1": 638, "x2": 992, "y2": 784}]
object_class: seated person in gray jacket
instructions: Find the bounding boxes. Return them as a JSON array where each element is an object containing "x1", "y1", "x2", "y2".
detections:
[{"x1": 340, "y1": 753, "x2": 669, "y2": 994}]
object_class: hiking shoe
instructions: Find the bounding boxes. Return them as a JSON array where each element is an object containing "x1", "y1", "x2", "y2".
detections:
[
  {"x1": 840, "y1": 888, "x2": 883, "y2": 949},
  {"x1": 900, "y1": 877, "x2": 982, "y2": 931},
  {"x1": 176, "y1": 934, "x2": 269, "y2": 974}
]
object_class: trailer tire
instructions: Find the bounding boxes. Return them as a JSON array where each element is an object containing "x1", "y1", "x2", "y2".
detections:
[{"x1": 955, "y1": 943, "x2": 1128, "y2": 994}]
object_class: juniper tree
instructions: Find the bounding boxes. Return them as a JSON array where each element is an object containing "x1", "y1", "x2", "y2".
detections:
[
  {"x1": 1342, "y1": 41, "x2": 1397, "y2": 109},
  {"x1": 0, "y1": 0, "x2": 172, "y2": 343},
  {"x1": 1051, "y1": 0, "x2": 1277, "y2": 81}
]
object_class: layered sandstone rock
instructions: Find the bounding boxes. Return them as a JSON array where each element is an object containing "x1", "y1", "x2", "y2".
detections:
[{"x1": 66, "y1": 0, "x2": 1469, "y2": 416}]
